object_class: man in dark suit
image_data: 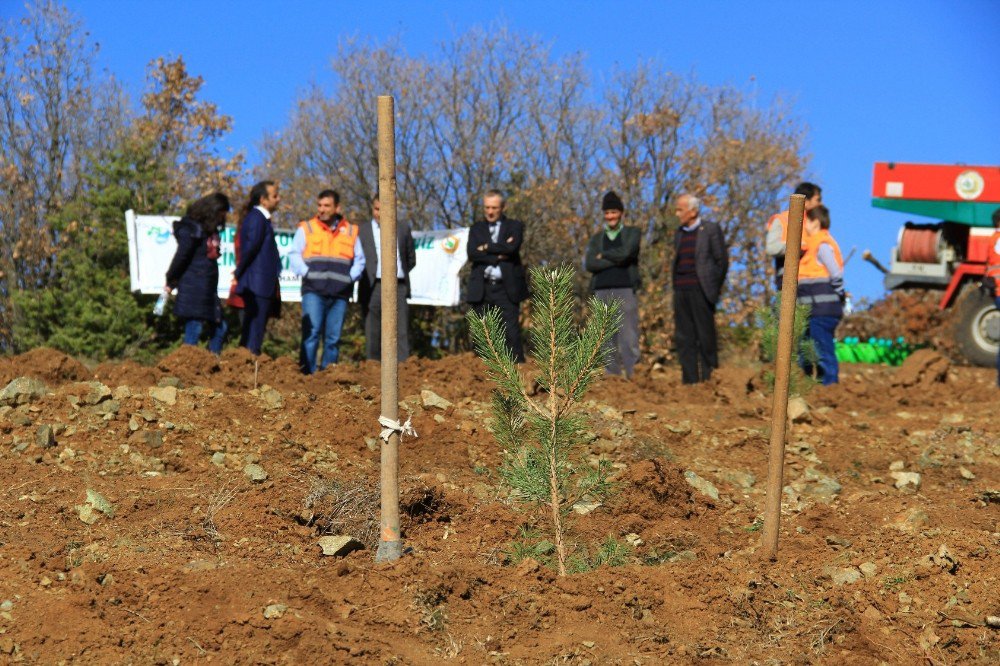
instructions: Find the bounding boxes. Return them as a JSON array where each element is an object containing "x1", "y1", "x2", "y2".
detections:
[
  {"x1": 234, "y1": 180, "x2": 282, "y2": 355},
  {"x1": 358, "y1": 194, "x2": 417, "y2": 361},
  {"x1": 672, "y1": 193, "x2": 729, "y2": 383},
  {"x1": 466, "y1": 189, "x2": 529, "y2": 362}
]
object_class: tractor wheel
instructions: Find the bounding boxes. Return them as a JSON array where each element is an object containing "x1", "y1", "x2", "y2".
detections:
[{"x1": 953, "y1": 285, "x2": 1000, "y2": 367}]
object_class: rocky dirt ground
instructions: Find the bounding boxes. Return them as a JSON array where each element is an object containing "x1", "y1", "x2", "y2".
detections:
[{"x1": 0, "y1": 345, "x2": 997, "y2": 665}]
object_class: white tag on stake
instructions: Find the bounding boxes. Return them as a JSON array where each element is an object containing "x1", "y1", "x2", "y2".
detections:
[{"x1": 378, "y1": 415, "x2": 418, "y2": 443}]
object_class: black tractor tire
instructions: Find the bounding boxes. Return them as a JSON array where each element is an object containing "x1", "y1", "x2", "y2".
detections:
[{"x1": 953, "y1": 285, "x2": 1000, "y2": 367}]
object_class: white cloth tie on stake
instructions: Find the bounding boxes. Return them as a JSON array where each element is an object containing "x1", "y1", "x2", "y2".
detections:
[{"x1": 379, "y1": 415, "x2": 418, "y2": 442}]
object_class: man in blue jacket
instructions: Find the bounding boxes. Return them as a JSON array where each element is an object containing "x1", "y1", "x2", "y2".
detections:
[{"x1": 234, "y1": 181, "x2": 282, "y2": 355}]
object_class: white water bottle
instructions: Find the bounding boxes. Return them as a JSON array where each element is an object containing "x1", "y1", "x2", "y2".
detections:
[{"x1": 153, "y1": 289, "x2": 169, "y2": 317}]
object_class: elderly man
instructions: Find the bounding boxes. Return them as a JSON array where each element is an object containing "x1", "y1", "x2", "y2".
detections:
[
  {"x1": 672, "y1": 194, "x2": 729, "y2": 384},
  {"x1": 466, "y1": 189, "x2": 529, "y2": 362},
  {"x1": 584, "y1": 191, "x2": 642, "y2": 378}
]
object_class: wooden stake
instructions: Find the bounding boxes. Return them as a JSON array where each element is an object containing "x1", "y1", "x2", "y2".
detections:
[
  {"x1": 761, "y1": 193, "x2": 806, "y2": 561},
  {"x1": 375, "y1": 95, "x2": 403, "y2": 563}
]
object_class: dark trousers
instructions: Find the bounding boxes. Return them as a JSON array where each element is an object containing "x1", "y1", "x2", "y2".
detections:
[
  {"x1": 673, "y1": 286, "x2": 717, "y2": 384},
  {"x1": 364, "y1": 279, "x2": 410, "y2": 361},
  {"x1": 473, "y1": 281, "x2": 524, "y2": 363},
  {"x1": 240, "y1": 292, "x2": 273, "y2": 355}
]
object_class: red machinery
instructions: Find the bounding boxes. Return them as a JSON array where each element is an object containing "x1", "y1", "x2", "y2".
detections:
[{"x1": 867, "y1": 162, "x2": 1000, "y2": 366}]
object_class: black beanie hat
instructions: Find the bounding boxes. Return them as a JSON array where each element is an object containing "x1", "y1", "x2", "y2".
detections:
[{"x1": 601, "y1": 191, "x2": 624, "y2": 212}]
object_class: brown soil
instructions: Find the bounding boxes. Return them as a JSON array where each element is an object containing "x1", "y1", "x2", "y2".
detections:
[{"x1": 0, "y1": 347, "x2": 997, "y2": 664}]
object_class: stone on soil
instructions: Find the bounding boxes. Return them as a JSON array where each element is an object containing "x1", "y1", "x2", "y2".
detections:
[
  {"x1": 243, "y1": 463, "x2": 268, "y2": 483},
  {"x1": 787, "y1": 396, "x2": 810, "y2": 423},
  {"x1": 318, "y1": 535, "x2": 364, "y2": 557},
  {"x1": 891, "y1": 508, "x2": 930, "y2": 533},
  {"x1": 827, "y1": 566, "x2": 862, "y2": 586},
  {"x1": 420, "y1": 389, "x2": 453, "y2": 410},
  {"x1": 148, "y1": 386, "x2": 177, "y2": 406},
  {"x1": 890, "y1": 471, "x2": 922, "y2": 490},
  {"x1": 81, "y1": 381, "x2": 111, "y2": 405},
  {"x1": 263, "y1": 603, "x2": 287, "y2": 619},
  {"x1": 0, "y1": 377, "x2": 47, "y2": 406},
  {"x1": 36, "y1": 424, "x2": 56, "y2": 448},
  {"x1": 684, "y1": 471, "x2": 720, "y2": 501}
]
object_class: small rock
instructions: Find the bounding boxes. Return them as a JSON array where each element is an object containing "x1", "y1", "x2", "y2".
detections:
[
  {"x1": 624, "y1": 533, "x2": 643, "y2": 547},
  {"x1": 260, "y1": 387, "x2": 283, "y2": 410},
  {"x1": 99, "y1": 573, "x2": 115, "y2": 587},
  {"x1": 148, "y1": 386, "x2": 177, "y2": 406},
  {"x1": 128, "y1": 415, "x2": 141, "y2": 432},
  {"x1": 0, "y1": 600, "x2": 13, "y2": 612},
  {"x1": 666, "y1": 420, "x2": 692, "y2": 435},
  {"x1": 81, "y1": 381, "x2": 112, "y2": 405},
  {"x1": 891, "y1": 508, "x2": 930, "y2": 533},
  {"x1": 139, "y1": 430, "x2": 163, "y2": 449},
  {"x1": 364, "y1": 437, "x2": 378, "y2": 452},
  {"x1": 888, "y1": 460, "x2": 906, "y2": 472},
  {"x1": 433, "y1": 414, "x2": 446, "y2": 424},
  {"x1": 571, "y1": 499, "x2": 602, "y2": 515},
  {"x1": 719, "y1": 469, "x2": 756, "y2": 490},
  {"x1": 158, "y1": 377, "x2": 183, "y2": 388},
  {"x1": 958, "y1": 467, "x2": 975, "y2": 480},
  {"x1": 421, "y1": 389, "x2": 453, "y2": 410},
  {"x1": 0, "y1": 636, "x2": 15, "y2": 655},
  {"x1": 36, "y1": 424, "x2": 56, "y2": 448},
  {"x1": 243, "y1": 463, "x2": 268, "y2": 483},
  {"x1": 666, "y1": 550, "x2": 697, "y2": 562},
  {"x1": 211, "y1": 452, "x2": 226, "y2": 466},
  {"x1": 582, "y1": 640, "x2": 596, "y2": 649},
  {"x1": 829, "y1": 567, "x2": 862, "y2": 586},
  {"x1": 112, "y1": 386, "x2": 132, "y2": 400},
  {"x1": 787, "y1": 397, "x2": 810, "y2": 423},
  {"x1": 684, "y1": 471, "x2": 720, "y2": 501},
  {"x1": 318, "y1": 535, "x2": 364, "y2": 557},
  {"x1": 0, "y1": 377, "x2": 47, "y2": 406},
  {"x1": 927, "y1": 544, "x2": 958, "y2": 573},
  {"x1": 263, "y1": 603, "x2": 287, "y2": 619},
  {"x1": 84, "y1": 489, "x2": 115, "y2": 517},
  {"x1": 824, "y1": 535, "x2": 853, "y2": 548},
  {"x1": 890, "y1": 471, "x2": 922, "y2": 490},
  {"x1": 859, "y1": 562, "x2": 878, "y2": 578}
]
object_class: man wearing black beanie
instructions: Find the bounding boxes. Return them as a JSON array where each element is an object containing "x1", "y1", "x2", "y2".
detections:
[{"x1": 584, "y1": 190, "x2": 642, "y2": 378}]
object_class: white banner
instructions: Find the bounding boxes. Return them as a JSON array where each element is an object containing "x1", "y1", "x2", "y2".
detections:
[{"x1": 124, "y1": 210, "x2": 467, "y2": 306}]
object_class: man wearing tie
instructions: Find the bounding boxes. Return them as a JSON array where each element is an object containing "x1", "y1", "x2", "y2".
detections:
[
  {"x1": 357, "y1": 194, "x2": 417, "y2": 361},
  {"x1": 466, "y1": 189, "x2": 530, "y2": 362}
]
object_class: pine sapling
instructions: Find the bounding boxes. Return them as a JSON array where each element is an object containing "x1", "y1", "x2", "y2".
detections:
[{"x1": 467, "y1": 265, "x2": 622, "y2": 576}]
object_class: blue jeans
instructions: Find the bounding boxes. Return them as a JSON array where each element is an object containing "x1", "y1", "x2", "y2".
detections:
[
  {"x1": 806, "y1": 315, "x2": 841, "y2": 385},
  {"x1": 183, "y1": 319, "x2": 228, "y2": 354},
  {"x1": 301, "y1": 292, "x2": 348, "y2": 374}
]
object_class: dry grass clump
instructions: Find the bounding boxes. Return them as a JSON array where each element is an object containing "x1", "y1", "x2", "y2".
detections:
[{"x1": 302, "y1": 479, "x2": 380, "y2": 549}]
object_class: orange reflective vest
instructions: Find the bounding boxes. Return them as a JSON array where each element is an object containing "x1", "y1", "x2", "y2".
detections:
[
  {"x1": 298, "y1": 216, "x2": 359, "y2": 297},
  {"x1": 797, "y1": 229, "x2": 844, "y2": 317},
  {"x1": 987, "y1": 230, "x2": 1000, "y2": 297}
]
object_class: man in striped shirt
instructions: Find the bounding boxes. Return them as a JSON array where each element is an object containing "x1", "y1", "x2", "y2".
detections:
[{"x1": 672, "y1": 194, "x2": 729, "y2": 384}]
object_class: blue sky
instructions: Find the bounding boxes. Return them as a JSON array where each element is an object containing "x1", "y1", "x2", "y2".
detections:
[{"x1": 4, "y1": 0, "x2": 999, "y2": 301}]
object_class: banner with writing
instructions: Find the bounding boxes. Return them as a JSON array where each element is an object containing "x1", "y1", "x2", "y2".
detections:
[{"x1": 125, "y1": 210, "x2": 468, "y2": 305}]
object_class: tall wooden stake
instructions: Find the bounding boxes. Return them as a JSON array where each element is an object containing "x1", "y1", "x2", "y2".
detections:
[
  {"x1": 761, "y1": 193, "x2": 806, "y2": 561},
  {"x1": 375, "y1": 95, "x2": 403, "y2": 563}
]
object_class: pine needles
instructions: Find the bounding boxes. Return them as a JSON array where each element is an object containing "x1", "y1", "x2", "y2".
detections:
[{"x1": 467, "y1": 265, "x2": 622, "y2": 576}]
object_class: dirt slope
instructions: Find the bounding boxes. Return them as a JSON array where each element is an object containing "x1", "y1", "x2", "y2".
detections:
[{"x1": 0, "y1": 347, "x2": 997, "y2": 664}]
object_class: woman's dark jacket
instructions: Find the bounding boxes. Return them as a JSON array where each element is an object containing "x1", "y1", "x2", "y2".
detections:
[{"x1": 165, "y1": 216, "x2": 223, "y2": 321}]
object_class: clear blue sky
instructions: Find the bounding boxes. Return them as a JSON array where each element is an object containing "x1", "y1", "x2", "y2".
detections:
[{"x1": 4, "y1": 0, "x2": 999, "y2": 302}]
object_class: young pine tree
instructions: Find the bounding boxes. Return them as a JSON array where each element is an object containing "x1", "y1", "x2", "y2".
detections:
[{"x1": 467, "y1": 265, "x2": 622, "y2": 576}]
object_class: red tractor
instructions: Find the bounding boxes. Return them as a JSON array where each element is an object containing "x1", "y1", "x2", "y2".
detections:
[{"x1": 866, "y1": 162, "x2": 1000, "y2": 366}]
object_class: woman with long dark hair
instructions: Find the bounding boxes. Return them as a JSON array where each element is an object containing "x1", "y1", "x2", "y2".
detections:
[{"x1": 164, "y1": 192, "x2": 231, "y2": 353}]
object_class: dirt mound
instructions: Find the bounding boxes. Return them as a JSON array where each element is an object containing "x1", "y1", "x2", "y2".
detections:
[
  {"x1": 0, "y1": 347, "x2": 90, "y2": 385},
  {"x1": 617, "y1": 459, "x2": 697, "y2": 519},
  {"x1": 892, "y1": 348, "x2": 951, "y2": 388}
]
